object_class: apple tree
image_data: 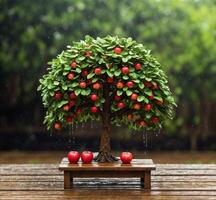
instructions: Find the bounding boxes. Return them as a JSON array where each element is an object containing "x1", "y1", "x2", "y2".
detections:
[{"x1": 38, "y1": 36, "x2": 176, "y2": 162}]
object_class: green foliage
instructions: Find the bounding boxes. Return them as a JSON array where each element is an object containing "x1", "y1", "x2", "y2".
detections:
[{"x1": 38, "y1": 36, "x2": 175, "y2": 130}]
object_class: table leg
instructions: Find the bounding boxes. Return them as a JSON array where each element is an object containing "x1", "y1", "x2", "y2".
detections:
[
  {"x1": 64, "y1": 171, "x2": 71, "y2": 189},
  {"x1": 144, "y1": 171, "x2": 151, "y2": 189}
]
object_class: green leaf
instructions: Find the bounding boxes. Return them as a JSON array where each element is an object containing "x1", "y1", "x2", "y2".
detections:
[
  {"x1": 123, "y1": 75, "x2": 129, "y2": 80},
  {"x1": 139, "y1": 83, "x2": 144, "y2": 89},
  {"x1": 117, "y1": 90, "x2": 123, "y2": 96},
  {"x1": 126, "y1": 90, "x2": 132, "y2": 96},
  {"x1": 154, "y1": 96, "x2": 163, "y2": 101},
  {"x1": 107, "y1": 70, "x2": 113, "y2": 77},
  {"x1": 57, "y1": 100, "x2": 68, "y2": 108},
  {"x1": 62, "y1": 85, "x2": 68, "y2": 90},
  {"x1": 71, "y1": 82, "x2": 79, "y2": 87},
  {"x1": 81, "y1": 90, "x2": 86, "y2": 95},
  {"x1": 75, "y1": 89, "x2": 81, "y2": 96},
  {"x1": 114, "y1": 70, "x2": 121, "y2": 76},
  {"x1": 76, "y1": 68, "x2": 82, "y2": 73},
  {"x1": 87, "y1": 73, "x2": 95, "y2": 79},
  {"x1": 137, "y1": 96, "x2": 145, "y2": 102},
  {"x1": 144, "y1": 90, "x2": 153, "y2": 96},
  {"x1": 53, "y1": 81, "x2": 59, "y2": 86}
]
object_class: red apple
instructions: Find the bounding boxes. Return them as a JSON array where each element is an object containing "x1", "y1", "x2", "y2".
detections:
[
  {"x1": 63, "y1": 104, "x2": 70, "y2": 111},
  {"x1": 144, "y1": 104, "x2": 152, "y2": 111},
  {"x1": 70, "y1": 61, "x2": 77, "y2": 68},
  {"x1": 144, "y1": 81, "x2": 152, "y2": 88},
  {"x1": 133, "y1": 103, "x2": 141, "y2": 110},
  {"x1": 85, "y1": 51, "x2": 92, "y2": 57},
  {"x1": 121, "y1": 66, "x2": 129, "y2": 74},
  {"x1": 117, "y1": 102, "x2": 125, "y2": 109},
  {"x1": 134, "y1": 63, "x2": 142, "y2": 70},
  {"x1": 66, "y1": 116, "x2": 73, "y2": 123},
  {"x1": 139, "y1": 120, "x2": 147, "y2": 127},
  {"x1": 76, "y1": 109, "x2": 82, "y2": 114},
  {"x1": 126, "y1": 81, "x2": 134, "y2": 88},
  {"x1": 93, "y1": 82, "x2": 101, "y2": 90},
  {"x1": 69, "y1": 92, "x2": 76, "y2": 99},
  {"x1": 148, "y1": 95, "x2": 154, "y2": 100},
  {"x1": 90, "y1": 94, "x2": 98, "y2": 101},
  {"x1": 107, "y1": 77, "x2": 114, "y2": 83},
  {"x1": 69, "y1": 100, "x2": 76, "y2": 107},
  {"x1": 79, "y1": 81, "x2": 87, "y2": 88},
  {"x1": 152, "y1": 82, "x2": 159, "y2": 90},
  {"x1": 131, "y1": 93, "x2": 138, "y2": 100},
  {"x1": 81, "y1": 151, "x2": 94, "y2": 163},
  {"x1": 82, "y1": 70, "x2": 88, "y2": 76},
  {"x1": 87, "y1": 78, "x2": 92, "y2": 85},
  {"x1": 114, "y1": 47, "x2": 122, "y2": 54},
  {"x1": 120, "y1": 152, "x2": 133, "y2": 164},
  {"x1": 127, "y1": 114, "x2": 134, "y2": 120},
  {"x1": 54, "y1": 122, "x2": 62, "y2": 130},
  {"x1": 67, "y1": 72, "x2": 75, "y2": 80},
  {"x1": 91, "y1": 106, "x2": 98, "y2": 113},
  {"x1": 94, "y1": 68, "x2": 102, "y2": 75},
  {"x1": 152, "y1": 116, "x2": 159, "y2": 124},
  {"x1": 156, "y1": 99, "x2": 164, "y2": 105},
  {"x1": 116, "y1": 81, "x2": 124, "y2": 89},
  {"x1": 54, "y1": 91, "x2": 62, "y2": 100},
  {"x1": 68, "y1": 151, "x2": 80, "y2": 164},
  {"x1": 114, "y1": 95, "x2": 121, "y2": 101}
]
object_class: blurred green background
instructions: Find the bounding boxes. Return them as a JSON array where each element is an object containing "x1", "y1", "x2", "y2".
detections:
[{"x1": 0, "y1": 0, "x2": 216, "y2": 154}]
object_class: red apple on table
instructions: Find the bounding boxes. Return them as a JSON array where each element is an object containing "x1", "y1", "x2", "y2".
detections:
[
  {"x1": 67, "y1": 72, "x2": 75, "y2": 80},
  {"x1": 90, "y1": 94, "x2": 98, "y2": 101},
  {"x1": 91, "y1": 106, "x2": 98, "y2": 113},
  {"x1": 54, "y1": 91, "x2": 62, "y2": 100},
  {"x1": 134, "y1": 63, "x2": 142, "y2": 70},
  {"x1": 81, "y1": 151, "x2": 94, "y2": 163},
  {"x1": 131, "y1": 93, "x2": 138, "y2": 100},
  {"x1": 94, "y1": 68, "x2": 102, "y2": 75},
  {"x1": 144, "y1": 104, "x2": 152, "y2": 111},
  {"x1": 114, "y1": 47, "x2": 122, "y2": 54},
  {"x1": 54, "y1": 122, "x2": 62, "y2": 130},
  {"x1": 68, "y1": 151, "x2": 80, "y2": 164},
  {"x1": 121, "y1": 66, "x2": 129, "y2": 75},
  {"x1": 116, "y1": 81, "x2": 124, "y2": 89},
  {"x1": 70, "y1": 61, "x2": 77, "y2": 68},
  {"x1": 120, "y1": 152, "x2": 133, "y2": 164},
  {"x1": 126, "y1": 81, "x2": 134, "y2": 88},
  {"x1": 93, "y1": 82, "x2": 101, "y2": 90},
  {"x1": 79, "y1": 81, "x2": 87, "y2": 88}
]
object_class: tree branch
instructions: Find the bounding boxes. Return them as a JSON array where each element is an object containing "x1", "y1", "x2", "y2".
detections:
[{"x1": 111, "y1": 107, "x2": 132, "y2": 119}]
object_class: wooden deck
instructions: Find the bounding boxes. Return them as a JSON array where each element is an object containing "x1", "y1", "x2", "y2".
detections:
[{"x1": 0, "y1": 163, "x2": 216, "y2": 199}]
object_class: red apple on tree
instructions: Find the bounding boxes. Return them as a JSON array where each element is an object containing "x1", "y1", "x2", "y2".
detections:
[
  {"x1": 85, "y1": 51, "x2": 92, "y2": 57},
  {"x1": 152, "y1": 116, "x2": 159, "y2": 124},
  {"x1": 76, "y1": 108, "x2": 82, "y2": 114},
  {"x1": 144, "y1": 81, "x2": 152, "y2": 88},
  {"x1": 82, "y1": 70, "x2": 88, "y2": 76},
  {"x1": 139, "y1": 120, "x2": 147, "y2": 127},
  {"x1": 54, "y1": 91, "x2": 62, "y2": 100},
  {"x1": 133, "y1": 103, "x2": 141, "y2": 110},
  {"x1": 81, "y1": 151, "x2": 94, "y2": 163},
  {"x1": 94, "y1": 68, "x2": 102, "y2": 75},
  {"x1": 131, "y1": 93, "x2": 138, "y2": 100},
  {"x1": 68, "y1": 151, "x2": 80, "y2": 164},
  {"x1": 70, "y1": 61, "x2": 77, "y2": 68},
  {"x1": 121, "y1": 66, "x2": 129, "y2": 74},
  {"x1": 117, "y1": 102, "x2": 125, "y2": 109},
  {"x1": 67, "y1": 72, "x2": 75, "y2": 80},
  {"x1": 127, "y1": 114, "x2": 134, "y2": 120},
  {"x1": 156, "y1": 99, "x2": 164, "y2": 105},
  {"x1": 107, "y1": 77, "x2": 114, "y2": 83},
  {"x1": 66, "y1": 116, "x2": 73, "y2": 123},
  {"x1": 126, "y1": 81, "x2": 134, "y2": 88},
  {"x1": 120, "y1": 152, "x2": 133, "y2": 164},
  {"x1": 69, "y1": 92, "x2": 76, "y2": 99},
  {"x1": 79, "y1": 81, "x2": 87, "y2": 88},
  {"x1": 54, "y1": 122, "x2": 62, "y2": 130},
  {"x1": 116, "y1": 81, "x2": 124, "y2": 89},
  {"x1": 93, "y1": 82, "x2": 101, "y2": 90},
  {"x1": 148, "y1": 95, "x2": 154, "y2": 100},
  {"x1": 90, "y1": 94, "x2": 98, "y2": 101},
  {"x1": 144, "y1": 104, "x2": 152, "y2": 111},
  {"x1": 91, "y1": 106, "x2": 98, "y2": 113},
  {"x1": 114, "y1": 95, "x2": 121, "y2": 101},
  {"x1": 69, "y1": 100, "x2": 76, "y2": 107},
  {"x1": 63, "y1": 104, "x2": 70, "y2": 111},
  {"x1": 114, "y1": 47, "x2": 122, "y2": 54},
  {"x1": 134, "y1": 63, "x2": 142, "y2": 70},
  {"x1": 152, "y1": 82, "x2": 159, "y2": 90}
]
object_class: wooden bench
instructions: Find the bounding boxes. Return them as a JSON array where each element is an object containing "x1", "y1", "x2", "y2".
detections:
[
  {"x1": 0, "y1": 163, "x2": 216, "y2": 199},
  {"x1": 59, "y1": 158, "x2": 156, "y2": 189}
]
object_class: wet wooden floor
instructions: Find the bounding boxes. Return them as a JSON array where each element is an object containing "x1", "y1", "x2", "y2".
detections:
[{"x1": 0, "y1": 164, "x2": 216, "y2": 199}]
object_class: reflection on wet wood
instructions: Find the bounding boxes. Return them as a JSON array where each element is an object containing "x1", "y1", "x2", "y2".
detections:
[{"x1": 0, "y1": 163, "x2": 216, "y2": 199}]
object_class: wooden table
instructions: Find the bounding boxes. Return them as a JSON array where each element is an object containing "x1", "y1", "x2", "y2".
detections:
[
  {"x1": 59, "y1": 158, "x2": 156, "y2": 190},
  {"x1": 0, "y1": 163, "x2": 216, "y2": 199}
]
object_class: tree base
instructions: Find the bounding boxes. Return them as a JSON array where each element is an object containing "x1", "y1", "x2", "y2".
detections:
[{"x1": 94, "y1": 151, "x2": 119, "y2": 163}]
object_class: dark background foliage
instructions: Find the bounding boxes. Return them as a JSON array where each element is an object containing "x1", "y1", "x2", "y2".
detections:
[{"x1": 0, "y1": 0, "x2": 216, "y2": 151}]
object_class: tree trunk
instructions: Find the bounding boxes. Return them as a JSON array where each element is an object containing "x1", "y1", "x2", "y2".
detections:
[{"x1": 94, "y1": 81, "x2": 118, "y2": 163}]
